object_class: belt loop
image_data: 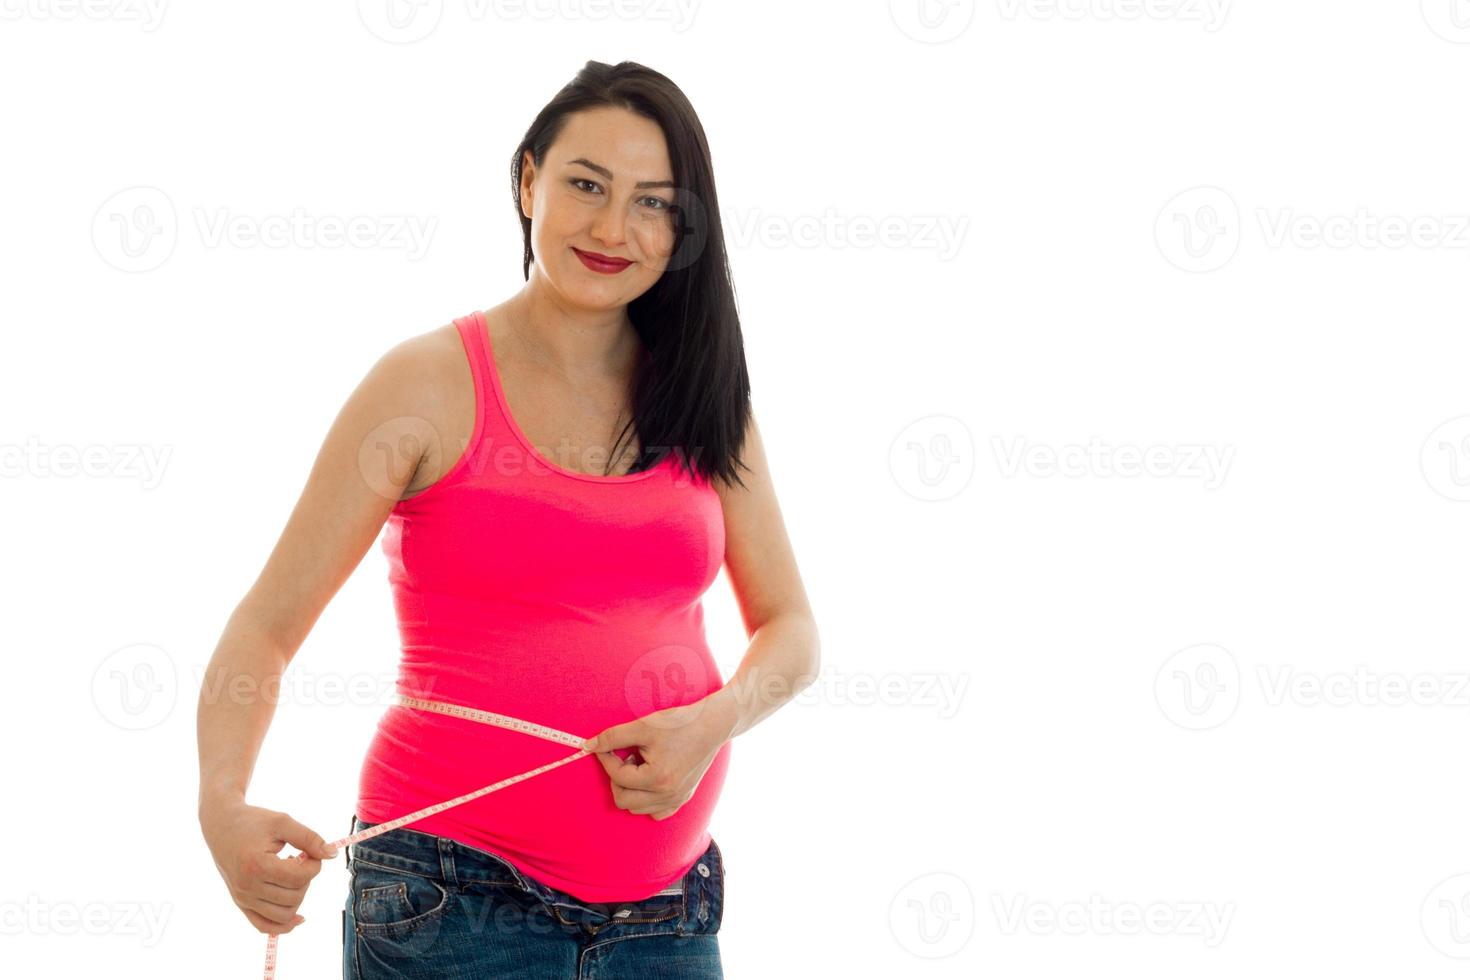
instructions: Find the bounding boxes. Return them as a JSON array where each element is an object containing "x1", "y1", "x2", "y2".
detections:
[{"x1": 438, "y1": 837, "x2": 459, "y2": 887}]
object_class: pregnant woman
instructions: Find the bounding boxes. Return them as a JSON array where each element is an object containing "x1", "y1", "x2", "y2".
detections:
[{"x1": 195, "y1": 60, "x2": 820, "y2": 978}]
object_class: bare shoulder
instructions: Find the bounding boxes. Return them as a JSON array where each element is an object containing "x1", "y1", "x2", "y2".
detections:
[{"x1": 366, "y1": 321, "x2": 475, "y2": 496}]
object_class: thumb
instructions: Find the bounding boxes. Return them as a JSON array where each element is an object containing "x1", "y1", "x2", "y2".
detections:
[
  {"x1": 583, "y1": 721, "x2": 640, "y2": 754},
  {"x1": 277, "y1": 815, "x2": 338, "y2": 860}
]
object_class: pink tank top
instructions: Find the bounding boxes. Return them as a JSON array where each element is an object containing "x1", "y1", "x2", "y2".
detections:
[{"x1": 355, "y1": 310, "x2": 731, "y2": 902}]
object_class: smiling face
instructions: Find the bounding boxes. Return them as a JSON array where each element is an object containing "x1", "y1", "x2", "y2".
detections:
[{"x1": 519, "y1": 106, "x2": 679, "y2": 311}]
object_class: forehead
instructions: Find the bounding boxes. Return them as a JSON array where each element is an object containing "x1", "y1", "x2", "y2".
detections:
[{"x1": 548, "y1": 107, "x2": 673, "y2": 183}]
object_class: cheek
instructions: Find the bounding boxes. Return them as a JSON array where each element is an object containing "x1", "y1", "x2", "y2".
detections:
[{"x1": 633, "y1": 219, "x2": 677, "y2": 265}]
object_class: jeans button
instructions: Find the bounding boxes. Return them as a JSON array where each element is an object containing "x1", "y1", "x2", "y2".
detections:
[{"x1": 697, "y1": 863, "x2": 710, "y2": 878}]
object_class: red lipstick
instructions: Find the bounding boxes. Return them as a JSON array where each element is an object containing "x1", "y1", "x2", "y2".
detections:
[{"x1": 573, "y1": 247, "x2": 633, "y2": 274}]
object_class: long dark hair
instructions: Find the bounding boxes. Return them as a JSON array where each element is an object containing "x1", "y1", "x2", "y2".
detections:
[{"x1": 511, "y1": 60, "x2": 751, "y2": 491}]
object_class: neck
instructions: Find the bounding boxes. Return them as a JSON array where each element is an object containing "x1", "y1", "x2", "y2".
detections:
[{"x1": 505, "y1": 274, "x2": 641, "y2": 385}]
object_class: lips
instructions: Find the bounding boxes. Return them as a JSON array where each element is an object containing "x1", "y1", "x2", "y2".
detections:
[{"x1": 573, "y1": 247, "x2": 633, "y2": 274}]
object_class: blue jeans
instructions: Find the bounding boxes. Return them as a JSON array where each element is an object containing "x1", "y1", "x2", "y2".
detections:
[{"x1": 340, "y1": 814, "x2": 725, "y2": 979}]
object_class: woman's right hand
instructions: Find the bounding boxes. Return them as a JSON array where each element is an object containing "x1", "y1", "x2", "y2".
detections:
[{"x1": 199, "y1": 798, "x2": 340, "y2": 936}]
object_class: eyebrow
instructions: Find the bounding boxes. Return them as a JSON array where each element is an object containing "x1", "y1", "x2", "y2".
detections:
[{"x1": 566, "y1": 157, "x2": 675, "y2": 190}]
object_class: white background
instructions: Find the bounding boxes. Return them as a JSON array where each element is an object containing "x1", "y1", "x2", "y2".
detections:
[{"x1": 4, "y1": 1, "x2": 1470, "y2": 977}]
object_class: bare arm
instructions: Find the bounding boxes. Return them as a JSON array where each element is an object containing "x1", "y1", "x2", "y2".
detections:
[
  {"x1": 707, "y1": 405, "x2": 822, "y2": 741},
  {"x1": 196, "y1": 328, "x2": 454, "y2": 933}
]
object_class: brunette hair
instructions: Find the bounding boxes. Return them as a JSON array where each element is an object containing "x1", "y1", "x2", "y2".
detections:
[{"x1": 511, "y1": 60, "x2": 751, "y2": 489}]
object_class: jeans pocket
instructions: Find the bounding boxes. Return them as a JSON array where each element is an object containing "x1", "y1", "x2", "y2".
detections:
[{"x1": 351, "y1": 859, "x2": 450, "y2": 939}]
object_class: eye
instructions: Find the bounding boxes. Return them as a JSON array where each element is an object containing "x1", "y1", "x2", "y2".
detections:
[
  {"x1": 641, "y1": 196, "x2": 671, "y2": 211},
  {"x1": 570, "y1": 178, "x2": 602, "y2": 194}
]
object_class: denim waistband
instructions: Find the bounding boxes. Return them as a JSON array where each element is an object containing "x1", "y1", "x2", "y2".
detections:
[
  {"x1": 342, "y1": 812, "x2": 721, "y2": 935},
  {"x1": 345, "y1": 813, "x2": 531, "y2": 891}
]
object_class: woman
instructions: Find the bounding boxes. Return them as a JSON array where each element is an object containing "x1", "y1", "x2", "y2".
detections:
[{"x1": 196, "y1": 60, "x2": 820, "y2": 978}]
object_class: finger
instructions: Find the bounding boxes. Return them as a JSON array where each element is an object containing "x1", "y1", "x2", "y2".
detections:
[
  {"x1": 589, "y1": 749, "x2": 641, "y2": 778},
  {"x1": 274, "y1": 814, "x2": 339, "y2": 861},
  {"x1": 584, "y1": 722, "x2": 642, "y2": 753},
  {"x1": 243, "y1": 893, "x2": 302, "y2": 926},
  {"x1": 604, "y1": 757, "x2": 662, "y2": 791},
  {"x1": 260, "y1": 853, "x2": 323, "y2": 889},
  {"x1": 243, "y1": 908, "x2": 304, "y2": 935},
  {"x1": 612, "y1": 786, "x2": 668, "y2": 813},
  {"x1": 256, "y1": 880, "x2": 309, "y2": 907}
]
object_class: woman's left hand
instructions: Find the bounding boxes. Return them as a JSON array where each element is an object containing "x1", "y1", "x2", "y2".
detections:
[{"x1": 581, "y1": 697, "x2": 733, "y2": 821}]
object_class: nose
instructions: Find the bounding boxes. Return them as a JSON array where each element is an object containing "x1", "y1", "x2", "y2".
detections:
[{"x1": 589, "y1": 203, "x2": 628, "y2": 249}]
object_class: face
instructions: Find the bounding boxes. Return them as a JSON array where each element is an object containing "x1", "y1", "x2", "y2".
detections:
[{"x1": 519, "y1": 106, "x2": 679, "y2": 311}]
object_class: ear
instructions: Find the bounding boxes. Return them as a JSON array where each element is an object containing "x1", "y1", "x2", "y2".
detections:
[{"x1": 520, "y1": 150, "x2": 536, "y2": 219}]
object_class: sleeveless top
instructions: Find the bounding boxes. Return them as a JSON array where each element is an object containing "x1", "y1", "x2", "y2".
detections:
[{"x1": 354, "y1": 310, "x2": 731, "y2": 902}]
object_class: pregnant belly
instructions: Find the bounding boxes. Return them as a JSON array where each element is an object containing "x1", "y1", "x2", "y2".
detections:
[{"x1": 354, "y1": 702, "x2": 731, "y2": 902}]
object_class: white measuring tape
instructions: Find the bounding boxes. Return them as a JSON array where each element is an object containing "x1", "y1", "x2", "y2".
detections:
[{"x1": 261, "y1": 694, "x2": 595, "y2": 979}]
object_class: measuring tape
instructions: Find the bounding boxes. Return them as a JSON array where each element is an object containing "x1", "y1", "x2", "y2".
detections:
[{"x1": 261, "y1": 694, "x2": 595, "y2": 979}]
